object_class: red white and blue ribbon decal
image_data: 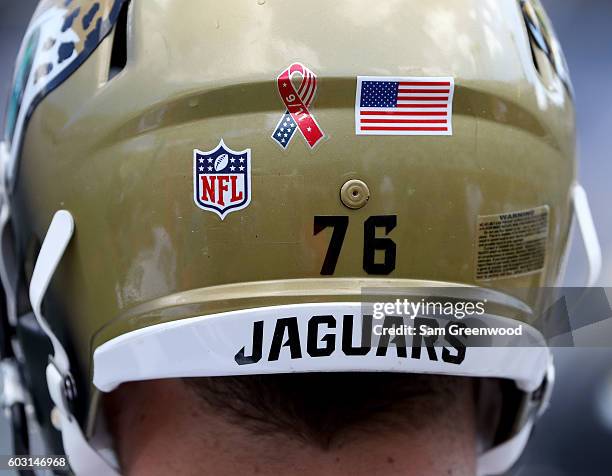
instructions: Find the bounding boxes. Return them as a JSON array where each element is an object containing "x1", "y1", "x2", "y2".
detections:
[{"x1": 272, "y1": 63, "x2": 325, "y2": 149}]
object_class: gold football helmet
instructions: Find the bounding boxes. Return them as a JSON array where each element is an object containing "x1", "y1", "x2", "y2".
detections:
[{"x1": 0, "y1": 0, "x2": 601, "y2": 474}]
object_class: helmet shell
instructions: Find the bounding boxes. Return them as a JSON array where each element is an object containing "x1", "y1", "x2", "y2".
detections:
[{"x1": 10, "y1": 0, "x2": 575, "y2": 385}]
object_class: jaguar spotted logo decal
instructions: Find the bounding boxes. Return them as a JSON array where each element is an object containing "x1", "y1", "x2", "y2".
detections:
[{"x1": 4, "y1": 0, "x2": 128, "y2": 187}]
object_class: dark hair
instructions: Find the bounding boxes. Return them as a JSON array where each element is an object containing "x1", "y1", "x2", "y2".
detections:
[{"x1": 184, "y1": 373, "x2": 472, "y2": 449}]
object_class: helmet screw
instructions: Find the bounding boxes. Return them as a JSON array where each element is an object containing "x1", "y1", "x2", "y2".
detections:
[
  {"x1": 340, "y1": 180, "x2": 370, "y2": 209},
  {"x1": 63, "y1": 375, "x2": 77, "y2": 401}
]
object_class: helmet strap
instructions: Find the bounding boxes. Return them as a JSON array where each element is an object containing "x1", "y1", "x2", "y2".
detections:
[{"x1": 29, "y1": 210, "x2": 119, "y2": 475}]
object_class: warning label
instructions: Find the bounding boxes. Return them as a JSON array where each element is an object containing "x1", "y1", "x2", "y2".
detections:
[{"x1": 476, "y1": 206, "x2": 549, "y2": 280}]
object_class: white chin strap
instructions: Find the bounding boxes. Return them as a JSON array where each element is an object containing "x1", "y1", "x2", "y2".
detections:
[
  {"x1": 572, "y1": 183, "x2": 602, "y2": 287},
  {"x1": 478, "y1": 420, "x2": 535, "y2": 475},
  {"x1": 477, "y1": 361, "x2": 555, "y2": 476},
  {"x1": 30, "y1": 211, "x2": 119, "y2": 476}
]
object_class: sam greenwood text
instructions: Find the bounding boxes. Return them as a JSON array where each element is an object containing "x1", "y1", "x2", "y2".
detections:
[{"x1": 373, "y1": 323, "x2": 524, "y2": 337}]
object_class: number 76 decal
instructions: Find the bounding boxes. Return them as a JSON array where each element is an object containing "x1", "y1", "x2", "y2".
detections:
[{"x1": 313, "y1": 215, "x2": 397, "y2": 275}]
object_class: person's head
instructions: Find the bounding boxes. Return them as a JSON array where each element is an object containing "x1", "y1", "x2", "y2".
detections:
[
  {"x1": 105, "y1": 374, "x2": 478, "y2": 476},
  {"x1": 0, "y1": 0, "x2": 590, "y2": 475}
]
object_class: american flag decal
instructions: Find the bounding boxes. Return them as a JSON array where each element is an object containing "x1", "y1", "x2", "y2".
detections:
[{"x1": 355, "y1": 76, "x2": 455, "y2": 136}]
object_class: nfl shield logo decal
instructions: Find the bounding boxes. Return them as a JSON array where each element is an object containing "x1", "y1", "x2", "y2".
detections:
[{"x1": 193, "y1": 140, "x2": 252, "y2": 219}]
